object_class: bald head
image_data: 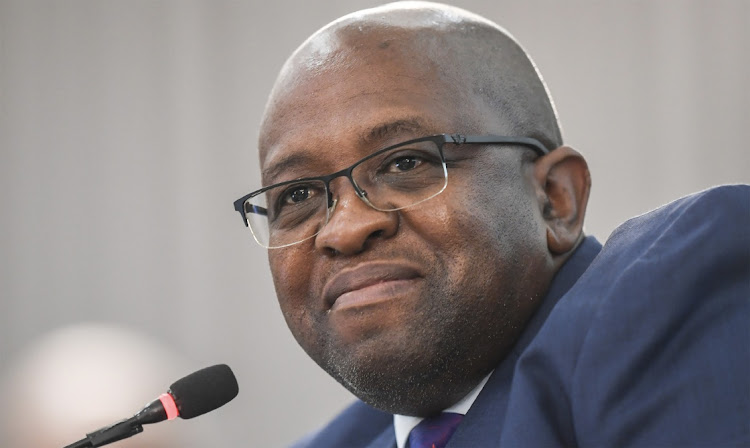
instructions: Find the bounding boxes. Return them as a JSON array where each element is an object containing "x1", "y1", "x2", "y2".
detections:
[{"x1": 260, "y1": 1, "x2": 562, "y2": 162}]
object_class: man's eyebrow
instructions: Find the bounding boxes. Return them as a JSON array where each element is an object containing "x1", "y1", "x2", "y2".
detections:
[
  {"x1": 360, "y1": 118, "x2": 429, "y2": 146},
  {"x1": 261, "y1": 152, "x2": 317, "y2": 184}
]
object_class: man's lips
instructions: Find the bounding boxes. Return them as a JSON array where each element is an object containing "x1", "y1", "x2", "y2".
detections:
[{"x1": 323, "y1": 262, "x2": 423, "y2": 311}]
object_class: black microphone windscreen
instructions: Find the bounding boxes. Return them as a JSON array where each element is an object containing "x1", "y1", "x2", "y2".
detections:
[{"x1": 169, "y1": 364, "x2": 239, "y2": 419}]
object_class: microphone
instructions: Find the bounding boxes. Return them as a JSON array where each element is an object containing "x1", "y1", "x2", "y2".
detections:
[{"x1": 62, "y1": 364, "x2": 239, "y2": 448}]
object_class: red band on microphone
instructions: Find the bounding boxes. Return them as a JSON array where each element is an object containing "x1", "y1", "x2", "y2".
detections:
[{"x1": 159, "y1": 393, "x2": 180, "y2": 420}]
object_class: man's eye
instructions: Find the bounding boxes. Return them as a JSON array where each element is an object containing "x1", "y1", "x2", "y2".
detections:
[
  {"x1": 282, "y1": 185, "x2": 313, "y2": 205},
  {"x1": 389, "y1": 156, "x2": 422, "y2": 172}
]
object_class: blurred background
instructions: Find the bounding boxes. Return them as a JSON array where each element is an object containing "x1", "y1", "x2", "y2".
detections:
[{"x1": 1, "y1": 0, "x2": 747, "y2": 446}]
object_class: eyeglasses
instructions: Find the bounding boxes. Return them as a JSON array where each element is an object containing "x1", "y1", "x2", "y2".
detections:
[{"x1": 233, "y1": 133, "x2": 548, "y2": 249}]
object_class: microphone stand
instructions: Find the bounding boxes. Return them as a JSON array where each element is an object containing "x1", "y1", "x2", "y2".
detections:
[
  {"x1": 62, "y1": 398, "x2": 167, "y2": 448},
  {"x1": 63, "y1": 416, "x2": 142, "y2": 448}
]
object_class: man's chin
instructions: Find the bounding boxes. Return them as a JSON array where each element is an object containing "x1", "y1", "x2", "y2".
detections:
[
  {"x1": 337, "y1": 368, "x2": 476, "y2": 416},
  {"x1": 317, "y1": 344, "x2": 476, "y2": 416}
]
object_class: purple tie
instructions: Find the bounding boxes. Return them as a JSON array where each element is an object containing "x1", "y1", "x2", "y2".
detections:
[{"x1": 407, "y1": 412, "x2": 464, "y2": 448}]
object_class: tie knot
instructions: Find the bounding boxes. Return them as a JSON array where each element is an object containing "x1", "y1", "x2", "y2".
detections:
[{"x1": 407, "y1": 412, "x2": 464, "y2": 448}]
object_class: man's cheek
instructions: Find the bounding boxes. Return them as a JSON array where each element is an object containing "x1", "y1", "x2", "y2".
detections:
[
  {"x1": 270, "y1": 250, "x2": 308, "y2": 296},
  {"x1": 275, "y1": 298, "x2": 314, "y2": 357}
]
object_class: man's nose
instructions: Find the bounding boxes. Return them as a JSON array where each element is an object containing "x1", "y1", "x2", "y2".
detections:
[{"x1": 314, "y1": 178, "x2": 398, "y2": 256}]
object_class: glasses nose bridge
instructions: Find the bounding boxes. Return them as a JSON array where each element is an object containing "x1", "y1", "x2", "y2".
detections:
[{"x1": 324, "y1": 167, "x2": 367, "y2": 209}]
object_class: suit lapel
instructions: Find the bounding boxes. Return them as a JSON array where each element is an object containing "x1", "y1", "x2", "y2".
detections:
[{"x1": 446, "y1": 354, "x2": 516, "y2": 447}]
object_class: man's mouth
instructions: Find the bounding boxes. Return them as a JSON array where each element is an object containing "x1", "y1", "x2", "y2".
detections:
[{"x1": 323, "y1": 262, "x2": 423, "y2": 311}]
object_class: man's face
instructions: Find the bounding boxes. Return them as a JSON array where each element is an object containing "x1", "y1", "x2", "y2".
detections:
[{"x1": 259, "y1": 33, "x2": 554, "y2": 415}]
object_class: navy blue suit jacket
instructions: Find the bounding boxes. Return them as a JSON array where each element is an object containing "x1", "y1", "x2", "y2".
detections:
[{"x1": 295, "y1": 185, "x2": 750, "y2": 447}]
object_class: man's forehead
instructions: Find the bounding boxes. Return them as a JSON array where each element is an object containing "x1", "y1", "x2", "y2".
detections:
[
  {"x1": 260, "y1": 116, "x2": 445, "y2": 183},
  {"x1": 258, "y1": 60, "x2": 443, "y2": 168},
  {"x1": 259, "y1": 34, "x2": 453, "y2": 167}
]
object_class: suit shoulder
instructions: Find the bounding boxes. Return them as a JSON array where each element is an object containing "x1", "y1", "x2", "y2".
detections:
[
  {"x1": 502, "y1": 185, "x2": 750, "y2": 446},
  {"x1": 612, "y1": 184, "x2": 749, "y2": 243},
  {"x1": 567, "y1": 185, "x2": 750, "y2": 445}
]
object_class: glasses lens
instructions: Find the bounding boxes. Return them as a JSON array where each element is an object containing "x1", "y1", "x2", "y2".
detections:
[
  {"x1": 244, "y1": 179, "x2": 328, "y2": 248},
  {"x1": 352, "y1": 139, "x2": 447, "y2": 211}
]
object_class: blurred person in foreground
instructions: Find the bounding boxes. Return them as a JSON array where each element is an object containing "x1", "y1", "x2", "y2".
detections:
[
  {"x1": 0, "y1": 323, "x2": 194, "y2": 448},
  {"x1": 232, "y1": 2, "x2": 749, "y2": 446}
]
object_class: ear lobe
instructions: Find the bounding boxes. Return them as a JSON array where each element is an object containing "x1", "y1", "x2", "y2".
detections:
[{"x1": 533, "y1": 146, "x2": 591, "y2": 256}]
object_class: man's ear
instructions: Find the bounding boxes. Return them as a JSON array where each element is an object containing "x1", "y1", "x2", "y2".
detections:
[{"x1": 533, "y1": 146, "x2": 591, "y2": 255}]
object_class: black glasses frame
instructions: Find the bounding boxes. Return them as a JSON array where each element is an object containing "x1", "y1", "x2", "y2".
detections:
[{"x1": 233, "y1": 133, "x2": 549, "y2": 227}]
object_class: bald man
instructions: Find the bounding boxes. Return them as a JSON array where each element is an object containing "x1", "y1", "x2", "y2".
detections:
[{"x1": 232, "y1": 2, "x2": 749, "y2": 447}]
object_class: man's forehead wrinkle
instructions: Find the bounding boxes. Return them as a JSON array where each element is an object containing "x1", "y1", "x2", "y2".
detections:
[
  {"x1": 361, "y1": 118, "x2": 428, "y2": 146},
  {"x1": 261, "y1": 150, "x2": 317, "y2": 184}
]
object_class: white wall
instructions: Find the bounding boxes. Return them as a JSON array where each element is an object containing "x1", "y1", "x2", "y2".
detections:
[{"x1": 1, "y1": 1, "x2": 747, "y2": 446}]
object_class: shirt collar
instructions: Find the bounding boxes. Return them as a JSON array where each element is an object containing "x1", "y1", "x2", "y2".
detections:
[{"x1": 393, "y1": 372, "x2": 492, "y2": 448}]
